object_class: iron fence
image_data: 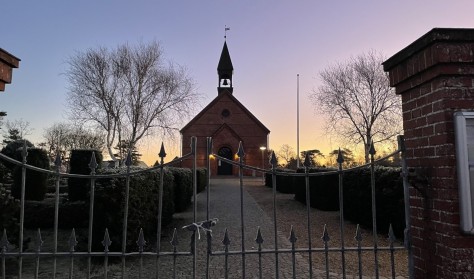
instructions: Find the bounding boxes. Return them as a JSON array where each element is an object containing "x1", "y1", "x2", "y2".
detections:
[{"x1": 0, "y1": 136, "x2": 413, "y2": 278}]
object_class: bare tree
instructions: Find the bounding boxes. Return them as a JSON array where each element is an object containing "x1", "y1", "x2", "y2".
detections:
[
  {"x1": 277, "y1": 144, "x2": 296, "y2": 167},
  {"x1": 65, "y1": 41, "x2": 199, "y2": 162},
  {"x1": 2, "y1": 119, "x2": 32, "y2": 145},
  {"x1": 310, "y1": 50, "x2": 402, "y2": 163},
  {"x1": 42, "y1": 122, "x2": 105, "y2": 161}
]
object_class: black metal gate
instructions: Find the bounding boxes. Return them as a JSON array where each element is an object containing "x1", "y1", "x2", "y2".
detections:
[{"x1": 0, "y1": 136, "x2": 413, "y2": 278}]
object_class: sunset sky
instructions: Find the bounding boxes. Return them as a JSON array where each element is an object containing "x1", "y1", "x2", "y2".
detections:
[{"x1": 2, "y1": 1, "x2": 474, "y2": 165}]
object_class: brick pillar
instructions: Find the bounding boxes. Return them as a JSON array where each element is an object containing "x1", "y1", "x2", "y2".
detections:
[
  {"x1": 383, "y1": 28, "x2": 474, "y2": 278},
  {"x1": 0, "y1": 48, "x2": 20, "y2": 92}
]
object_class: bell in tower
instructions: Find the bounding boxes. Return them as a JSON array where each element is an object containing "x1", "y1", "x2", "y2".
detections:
[{"x1": 217, "y1": 41, "x2": 234, "y2": 94}]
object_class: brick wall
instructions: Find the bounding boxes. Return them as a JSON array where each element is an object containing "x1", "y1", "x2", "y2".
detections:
[
  {"x1": 0, "y1": 48, "x2": 20, "y2": 91},
  {"x1": 181, "y1": 91, "x2": 269, "y2": 176},
  {"x1": 383, "y1": 28, "x2": 474, "y2": 278}
]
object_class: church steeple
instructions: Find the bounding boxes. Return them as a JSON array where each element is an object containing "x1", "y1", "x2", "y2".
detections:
[{"x1": 217, "y1": 41, "x2": 234, "y2": 94}]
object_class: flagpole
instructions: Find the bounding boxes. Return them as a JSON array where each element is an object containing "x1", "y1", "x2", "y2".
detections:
[{"x1": 296, "y1": 74, "x2": 300, "y2": 168}]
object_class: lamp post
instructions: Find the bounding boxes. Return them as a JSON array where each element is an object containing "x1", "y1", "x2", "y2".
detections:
[{"x1": 260, "y1": 146, "x2": 266, "y2": 184}]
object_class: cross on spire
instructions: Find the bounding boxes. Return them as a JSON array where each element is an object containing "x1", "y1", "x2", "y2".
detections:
[{"x1": 224, "y1": 25, "x2": 230, "y2": 40}]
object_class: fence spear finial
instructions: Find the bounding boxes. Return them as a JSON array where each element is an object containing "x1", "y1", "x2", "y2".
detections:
[
  {"x1": 303, "y1": 152, "x2": 311, "y2": 168},
  {"x1": 89, "y1": 152, "x2": 98, "y2": 174},
  {"x1": 159, "y1": 142, "x2": 167, "y2": 159},
  {"x1": 237, "y1": 141, "x2": 245, "y2": 158},
  {"x1": 270, "y1": 151, "x2": 277, "y2": 168},
  {"x1": 337, "y1": 148, "x2": 345, "y2": 164}
]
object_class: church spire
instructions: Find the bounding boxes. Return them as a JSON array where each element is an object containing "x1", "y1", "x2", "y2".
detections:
[{"x1": 217, "y1": 41, "x2": 234, "y2": 94}]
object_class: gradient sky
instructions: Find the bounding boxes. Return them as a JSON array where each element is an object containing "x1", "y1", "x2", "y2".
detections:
[{"x1": 2, "y1": 1, "x2": 474, "y2": 165}]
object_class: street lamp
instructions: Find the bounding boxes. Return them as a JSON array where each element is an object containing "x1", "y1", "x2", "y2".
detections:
[{"x1": 260, "y1": 146, "x2": 266, "y2": 184}]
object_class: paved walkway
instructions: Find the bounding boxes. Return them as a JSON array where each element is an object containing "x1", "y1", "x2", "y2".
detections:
[{"x1": 153, "y1": 177, "x2": 315, "y2": 278}]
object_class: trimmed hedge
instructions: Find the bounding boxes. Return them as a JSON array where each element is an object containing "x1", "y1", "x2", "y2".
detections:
[
  {"x1": 196, "y1": 168, "x2": 207, "y2": 193},
  {"x1": 292, "y1": 166, "x2": 405, "y2": 238},
  {"x1": 264, "y1": 168, "x2": 296, "y2": 193},
  {"x1": 68, "y1": 149, "x2": 103, "y2": 201},
  {"x1": 24, "y1": 199, "x2": 88, "y2": 229},
  {"x1": 343, "y1": 166, "x2": 405, "y2": 238},
  {"x1": 293, "y1": 167, "x2": 339, "y2": 211},
  {"x1": 0, "y1": 182, "x2": 20, "y2": 247},
  {"x1": 0, "y1": 139, "x2": 34, "y2": 170},
  {"x1": 12, "y1": 148, "x2": 50, "y2": 201},
  {"x1": 168, "y1": 167, "x2": 193, "y2": 212},
  {"x1": 92, "y1": 167, "x2": 174, "y2": 251}
]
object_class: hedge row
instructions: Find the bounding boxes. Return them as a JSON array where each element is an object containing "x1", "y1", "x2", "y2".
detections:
[
  {"x1": 342, "y1": 167, "x2": 405, "y2": 239},
  {"x1": 264, "y1": 168, "x2": 296, "y2": 193},
  {"x1": 12, "y1": 148, "x2": 50, "y2": 201},
  {"x1": 267, "y1": 166, "x2": 405, "y2": 238},
  {"x1": 68, "y1": 149, "x2": 103, "y2": 202},
  {"x1": 92, "y1": 166, "x2": 207, "y2": 251}
]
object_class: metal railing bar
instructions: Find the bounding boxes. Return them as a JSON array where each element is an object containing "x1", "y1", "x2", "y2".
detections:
[
  {"x1": 86, "y1": 174, "x2": 97, "y2": 279},
  {"x1": 191, "y1": 137, "x2": 197, "y2": 279},
  {"x1": 18, "y1": 146, "x2": 27, "y2": 279},
  {"x1": 1, "y1": 245, "x2": 405, "y2": 258},
  {"x1": 399, "y1": 135, "x2": 414, "y2": 279},
  {"x1": 206, "y1": 245, "x2": 407, "y2": 256},
  {"x1": 121, "y1": 161, "x2": 132, "y2": 278},
  {"x1": 206, "y1": 137, "x2": 212, "y2": 279},
  {"x1": 34, "y1": 229, "x2": 42, "y2": 279},
  {"x1": 0, "y1": 152, "x2": 193, "y2": 179},
  {"x1": 237, "y1": 144, "x2": 246, "y2": 279},
  {"x1": 271, "y1": 160, "x2": 280, "y2": 279},
  {"x1": 304, "y1": 167, "x2": 313, "y2": 278},
  {"x1": 210, "y1": 149, "x2": 402, "y2": 177},
  {"x1": 370, "y1": 145, "x2": 379, "y2": 279},
  {"x1": 52, "y1": 160, "x2": 61, "y2": 279},
  {"x1": 338, "y1": 153, "x2": 346, "y2": 279},
  {"x1": 155, "y1": 144, "x2": 166, "y2": 279}
]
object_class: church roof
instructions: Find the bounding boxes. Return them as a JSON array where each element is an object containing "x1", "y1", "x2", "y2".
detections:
[
  {"x1": 180, "y1": 90, "x2": 270, "y2": 134},
  {"x1": 217, "y1": 41, "x2": 233, "y2": 74}
]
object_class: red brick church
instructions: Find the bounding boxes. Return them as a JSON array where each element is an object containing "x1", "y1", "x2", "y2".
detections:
[{"x1": 180, "y1": 41, "x2": 270, "y2": 176}]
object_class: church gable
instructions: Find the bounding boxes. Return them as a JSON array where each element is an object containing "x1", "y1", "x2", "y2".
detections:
[
  {"x1": 180, "y1": 90, "x2": 269, "y2": 136},
  {"x1": 180, "y1": 41, "x2": 269, "y2": 175}
]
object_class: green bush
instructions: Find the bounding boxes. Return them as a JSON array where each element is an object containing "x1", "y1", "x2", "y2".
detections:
[
  {"x1": 196, "y1": 168, "x2": 207, "y2": 193},
  {"x1": 24, "y1": 199, "x2": 88, "y2": 229},
  {"x1": 0, "y1": 183, "x2": 20, "y2": 247},
  {"x1": 343, "y1": 166, "x2": 405, "y2": 238},
  {"x1": 168, "y1": 167, "x2": 192, "y2": 212},
  {"x1": 68, "y1": 149, "x2": 103, "y2": 201},
  {"x1": 0, "y1": 139, "x2": 34, "y2": 170},
  {"x1": 293, "y1": 166, "x2": 405, "y2": 238},
  {"x1": 293, "y1": 167, "x2": 339, "y2": 211},
  {"x1": 265, "y1": 168, "x2": 295, "y2": 193},
  {"x1": 92, "y1": 167, "x2": 174, "y2": 251},
  {"x1": 12, "y1": 148, "x2": 50, "y2": 201}
]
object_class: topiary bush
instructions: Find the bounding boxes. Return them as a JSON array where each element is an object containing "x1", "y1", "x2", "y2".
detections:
[
  {"x1": 168, "y1": 167, "x2": 193, "y2": 212},
  {"x1": 68, "y1": 149, "x2": 103, "y2": 201},
  {"x1": 92, "y1": 167, "x2": 175, "y2": 251},
  {"x1": 0, "y1": 139, "x2": 34, "y2": 170},
  {"x1": 12, "y1": 148, "x2": 50, "y2": 201}
]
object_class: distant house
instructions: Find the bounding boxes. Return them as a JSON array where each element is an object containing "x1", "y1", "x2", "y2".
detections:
[
  {"x1": 180, "y1": 42, "x2": 270, "y2": 176},
  {"x1": 0, "y1": 48, "x2": 20, "y2": 92}
]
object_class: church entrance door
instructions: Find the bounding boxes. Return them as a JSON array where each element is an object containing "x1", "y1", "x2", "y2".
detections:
[{"x1": 217, "y1": 146, "x2": 233, "y2": 175}]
